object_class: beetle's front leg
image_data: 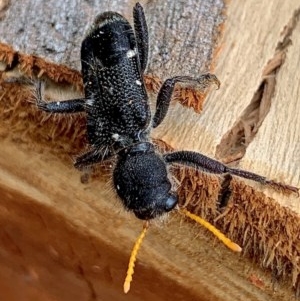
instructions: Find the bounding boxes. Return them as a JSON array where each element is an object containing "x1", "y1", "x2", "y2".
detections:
[
  {"x1": 152, "y1": 74, "x2": 220, "y2": 128},
  {"x1": 36, "y1": 80, "x2": 86, "y2": 114},
  {"x1": 74, "y1": 147, "x2": 113, "y2": 170}
]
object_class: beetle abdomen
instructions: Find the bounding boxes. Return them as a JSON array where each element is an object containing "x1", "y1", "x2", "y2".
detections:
[{"x1": 82, "y1": 11, "x2": 151, "y2": 148}]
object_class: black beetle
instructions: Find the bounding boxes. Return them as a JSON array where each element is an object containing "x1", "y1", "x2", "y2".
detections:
[{"x1": 36, "y1": 3, "x2": 296, "y2": 218}]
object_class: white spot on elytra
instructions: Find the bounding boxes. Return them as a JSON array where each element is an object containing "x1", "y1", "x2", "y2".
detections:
[
  {"x1": 56, "y1": 102, "x2": 60, "y2": 105},
  {"x1": 126, "y1": 49, "x2": 136, "y2": 58},
  {"x1": 136, "y1": 80, "x2": 142, "y2": 86},
  {"x1": 86, "y1": 98, "x2": 94, "y2": 106},
  {"x1": 112, "y1": 133, "x2": 120, "y2": 141}
]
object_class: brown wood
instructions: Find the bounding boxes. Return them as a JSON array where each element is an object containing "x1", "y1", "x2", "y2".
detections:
[{"x1": 0, "y1": 1, "x2": 299, "y2": 301}]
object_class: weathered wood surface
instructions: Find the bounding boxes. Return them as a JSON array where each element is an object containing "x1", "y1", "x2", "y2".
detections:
[
  {"x1": 0, "y1": 0, "x2": 224, "y2": 75},
  {"x1": 0, "y1": 0, "x2": 299, "y2": 301}
]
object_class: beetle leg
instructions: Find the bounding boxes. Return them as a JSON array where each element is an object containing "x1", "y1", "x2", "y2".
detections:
[
  {"x1": 164, "y1": 151, "x2": 299, "y2": 194},
  {"x1": 152, "y1": 74, "x2": 220, "y2": 128},
  {"x1": 36, "y1": 80, "x2": 86, "y2": 113},
  {"x1": 74, "y1": 147, "x2": 113, "y2": 169},
  {"x1": 133, "y1": 2, "x2": 149, "y2": 73}
]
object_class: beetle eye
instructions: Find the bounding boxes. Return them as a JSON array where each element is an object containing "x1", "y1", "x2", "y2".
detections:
[{"x1": 165, "y1": 194, "x2": 178, "y2": 212}]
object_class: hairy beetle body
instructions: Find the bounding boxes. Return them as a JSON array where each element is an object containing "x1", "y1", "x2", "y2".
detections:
[
  {"x1": 113, "y1": 142, "x2": 177, "y2": 219},
  {"x1": 82, "y1": 12, "x2": 150, "y2": 149}
]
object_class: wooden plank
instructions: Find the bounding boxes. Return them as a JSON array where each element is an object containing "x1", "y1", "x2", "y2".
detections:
[{"x1": 0, "y1": 0, "x2": 299, "y2": 300}]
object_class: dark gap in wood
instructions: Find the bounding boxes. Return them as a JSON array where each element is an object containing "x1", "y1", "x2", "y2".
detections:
[{"x1": 215, "y1": 8, "x2": 300, "y2": 165}]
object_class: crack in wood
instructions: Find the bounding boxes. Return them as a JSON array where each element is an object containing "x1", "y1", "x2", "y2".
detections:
[{"x1": 215, "y1": 7, "x2": 300, "y2": 165}]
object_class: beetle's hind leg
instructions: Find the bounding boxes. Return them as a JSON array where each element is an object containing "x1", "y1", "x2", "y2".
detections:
[{"x1": 35, "y1": 80, "x2": 86, "y2": 114}]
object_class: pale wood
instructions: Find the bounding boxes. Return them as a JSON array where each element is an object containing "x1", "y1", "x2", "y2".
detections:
[
  {"x1": 154, "y1": 0, "x2": 300, "y2": 211},
  {"x1": 0, "y1": 0, "x2": 299, "y2": 301},
  {"x1": 239, "y1": 9, "x2": 300, "y2": 210}
]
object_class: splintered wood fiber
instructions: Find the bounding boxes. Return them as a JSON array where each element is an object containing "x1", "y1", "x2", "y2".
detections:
[{"x1": 177, "y1": 169, "x2": 300, "y2": 288}]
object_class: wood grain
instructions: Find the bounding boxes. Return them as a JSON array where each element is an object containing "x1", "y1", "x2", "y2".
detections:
[
  {"x1": 0, "y1": 0, "x2": 224, "y2": 75},
  {"x1": 154, "y1": 0, "x2": 300, "y2": 207}
]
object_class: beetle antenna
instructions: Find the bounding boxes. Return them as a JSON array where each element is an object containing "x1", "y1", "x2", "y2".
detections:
[
  {"x1": 181, "y1": 208, "x2": 242, "y2": 252},
  {"x1": 124, "y1": 221, "x2": 149, "y2": 293}
]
